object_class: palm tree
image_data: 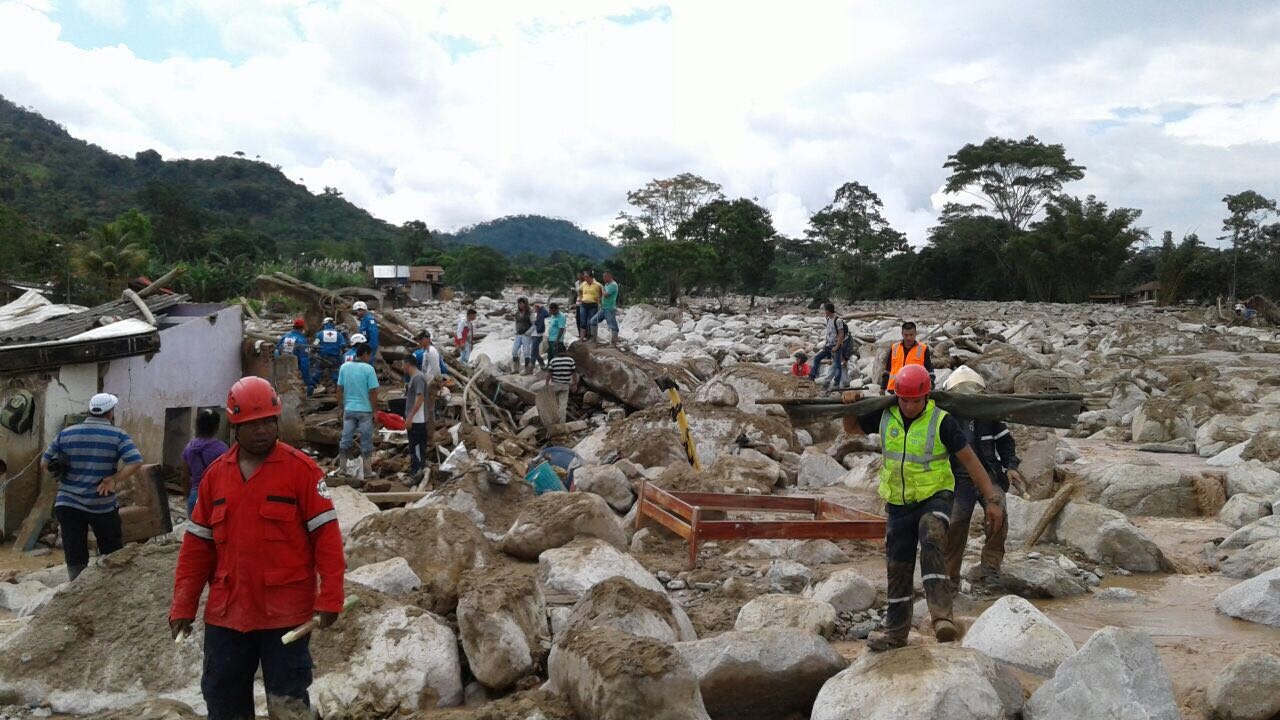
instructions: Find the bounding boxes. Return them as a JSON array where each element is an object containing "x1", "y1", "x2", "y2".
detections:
[{"x1": 73, "y1": 223, "x2": 149, "y2": 304}]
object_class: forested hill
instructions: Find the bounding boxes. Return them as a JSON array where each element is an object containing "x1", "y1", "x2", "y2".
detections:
[
  {"x1": 444, "y1": 215, "x2": 617, "y2": 261},
  {"x1": 0, "y1": 96, "x2": 614, "y2": 263}
]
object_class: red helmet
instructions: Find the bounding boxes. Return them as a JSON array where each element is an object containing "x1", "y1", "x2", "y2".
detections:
[
  {"x1": 894, "y1": 364, "x2": 932, "y2": 399},
  {"x1": 226, "y1": 376, "x2": 282, "y2": 425},
  {"x1": 293, "y1": 317, "x2": 306, "y2": 329}
]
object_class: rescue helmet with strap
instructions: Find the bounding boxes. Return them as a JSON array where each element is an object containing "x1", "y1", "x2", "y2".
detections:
[
  {"x1": 226, "y1": 376, "x2": 281, "y2": 425},
  {"x1": 292, "y1": 317, "x2": 305, "y2": 329},
  {"x1": 895, "y1": 364, "x2": 931, "y2": 399}
]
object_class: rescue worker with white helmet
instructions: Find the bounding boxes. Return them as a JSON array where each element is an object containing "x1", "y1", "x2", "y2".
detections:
[
  {"x1": 351, "y1": 301, "x2": 379, "y2": 356},
  {"x1": 311, "y1": 317, "x2": 347, "y2": 389},
  {"x1": 939, "y1": 365, "x2": 1024, "y2": 592},
  {"x1": 343, "y1": 333, "x2": 367, "y2": 364}
]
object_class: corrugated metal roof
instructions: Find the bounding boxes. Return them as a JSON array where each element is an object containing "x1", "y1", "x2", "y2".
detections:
[{"x1": 0, "y1": 293, "x2": 187, "y2": 344}]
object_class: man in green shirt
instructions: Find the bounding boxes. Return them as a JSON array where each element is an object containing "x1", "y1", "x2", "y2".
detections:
[
  {"x1": 589, "y1": 270, "x2": 620, "y2": 345},
  {"x1": 546, "y1": 303, "x2": 567, "y2": 359}
]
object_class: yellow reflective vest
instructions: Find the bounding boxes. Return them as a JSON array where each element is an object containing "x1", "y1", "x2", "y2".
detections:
[{"x1": 878, "y1": 400, "x2": 956, "y2": 505}]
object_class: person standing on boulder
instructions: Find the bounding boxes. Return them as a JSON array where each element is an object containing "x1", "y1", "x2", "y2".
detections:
[
  {"x1": 808, "y1": 303, "x2": 852, "y2": 390},
  {"x1": 40, "y1": 393, "x2": 143, "y2": 581},
  {"x1": 170, "y1": 377, "x2": 346, "y2": 720},
  {"x1": 546, "y1": 303, "x2": 567, "y2": 359},
  {"x1": 840, "y1": 364, "x2": 1004, "y2": 651},
  {"x1": 589, "y1": 270, "x2": 621, "y2": 344},
  {"x1": 880, "y1": 320, "x2": 935, "y2": 393},
  {"x1": 513, "y1": 297, "x2": 535, "y2": 374},
  {"x1": 455, "y1": 308, "x2": 477, "y2": 364},
  {"x1": 940, "y1": 366, "x2": 1023, "y2": 592},
  {"x1": 577, "y1": 269, "x2": 603, "y2": 340},
  {"x1": 530, "y1": 301, "x2": 549, "y2": 370}
]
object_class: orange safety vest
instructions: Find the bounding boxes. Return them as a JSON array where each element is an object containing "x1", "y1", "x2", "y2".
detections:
[{"x1": 886, "y1": 342, "x2": 926, "y2": 392}]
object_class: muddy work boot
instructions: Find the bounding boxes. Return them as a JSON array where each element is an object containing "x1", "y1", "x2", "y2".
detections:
[
  {"x1": 866, "y1": 629, "x2": 908, "y2": 652},
  {"x1": 933, "y1": 618, "x2": 961, "y2": 643}
]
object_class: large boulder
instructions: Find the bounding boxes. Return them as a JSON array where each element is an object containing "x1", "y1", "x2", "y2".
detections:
[
  {"x1": 345, "y1": 556, "x2": 421, "y2": 597},
  {"x1": 1196, "y1": 414, "x2": 1251, "y2": 457},
  {"x1": 766, "y1": 560, "x2": 814, "y2": 593},
  {"x1": 1008, "y1": 495, "x2": 1170, "y2": 572},
  {"x1": 1218, "y1": 493, "x2": 1272, "y2": 529},
  {"x1": 961, "y1": 595, "x2": 1075, "y2": 676},
  {"x1": 566, "y1": 342, "x2": 698, "y2": 410},
  {"x1": 1090, "y1": 464, "x2": 1200, "y2": 517},
  {"x1": 561, "y1": 576, "x2": 696, "y2": 644},
  {"x1": 807, "y1": 570, "x2": 877, "y2": 614},
  {"x1": 798, "y1": 449, "x2": 847, "y2": 488},
  {"x1": 1024, "y1": 627, "x2": 1178, "y2": 720},
  {"x1": 547, "y1": 626, "x2": 711, "y2": 720},
  {"x1": 311, "y1": 593, "x2": 464, "y2": 713},
  {"x1": 537, "y1": 538, "x2": 666, "y2": 599},
  {"x1": 968, "y1": 342, "x2": 1049, "y2": 394},
  {"x1": 456, "y1": 569, "x2": 548, "y2": 691},
  {"x1": 1013, "y1": 369, "x2": 1085, "y2": 395},
  {"x1": 573, "y1": 402, "x2": 798, "y2": 468},
  {"x1": 500, "y1": 492, "x2": 627, "y2": 561},
  {"x1": 574, "y1": 465, "x2": 635, "y2": 512},
  {"x1": 695, "y1": 363, "x2": 807, "y2": 417},
  {"x1": 1219, "y1": 538, "x2": 1280, "y2": 580},
  {"x1": 999, "y1": 553, "x2": 1087, "y2": 598},
  {"x1": 701, "y1": 454, "x2": 786, "y2": 494},
  {"x1": 1220, "y1": 515, "x2": 1280, "y2": 549},
  {"x1": 676, "y1": 629, "x2": 847, "y2": 720},
  {"x1": 329, "y1": 485, "x2": 380, "y2": 539},
  {"x1": 1205, "y1": 651, "x2": 1280, "y2": 720},
  {"x1": 734, "y1": 594, "x2": 836, "y2": 637},
  {"x1": 1131, "y1": 399, "x2": 1194, "y2": 444},
  {"x1": 1225, "y1": 461, "x2": 1280, "y2": 498},
  {"x1": 811, "y1": 645, "x2": 1024, "y2": 720},
  {"x1": 345, "y1": 506, "x2": 495, "y2": 614}
]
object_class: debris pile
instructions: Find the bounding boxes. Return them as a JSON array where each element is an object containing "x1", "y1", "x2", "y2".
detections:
[{"x1": 5, "y1": 292, "x2": 1280, "y2": 719}]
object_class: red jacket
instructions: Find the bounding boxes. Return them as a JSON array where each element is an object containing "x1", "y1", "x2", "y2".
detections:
[{"x1": 170, "y1": 442, "x2": 345, "y2": 631}]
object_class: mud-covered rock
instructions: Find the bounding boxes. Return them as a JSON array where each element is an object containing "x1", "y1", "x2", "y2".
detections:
[
  {"x1": 560, "y1": 576, "x2": 696, "y2": 643},
  {"x1": 573, "y1": 465, "x2": 635, "y2": 512},
  {"x1": 735, "y1": 594, "x2": 836, "y2": 637},
  {"x1": 537, "y1": 538, "x2": 666, "y2": 599},
  {"x1": 457, "y1": 569, "x2": 547, "y2": 691},
  {"x1": 1024, "y1": 627, "x2": 1178, "y2": 720},
  {"x1": 500, "y1": 492, "x2": 627, "y2": 561},
  {"x1": 677, "y1": 629, "x2": 847, "y2": 720}
]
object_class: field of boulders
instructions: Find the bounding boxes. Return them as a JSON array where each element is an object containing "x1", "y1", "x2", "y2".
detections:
[{"x1": 2, "y1": 292, "x2": 1280, "y2": 720}]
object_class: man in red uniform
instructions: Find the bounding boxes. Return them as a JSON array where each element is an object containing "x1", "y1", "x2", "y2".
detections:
[{"x1": 169, "y1": 376, "x2": 346, "y2": 719}]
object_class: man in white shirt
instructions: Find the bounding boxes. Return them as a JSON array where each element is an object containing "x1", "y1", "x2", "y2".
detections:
[
  {"x1": 401, "y1": 358, "x2": 431, "y2": 480},
  {"x1": 455, "y1": 309, "x2": 477, "y2": 364}
]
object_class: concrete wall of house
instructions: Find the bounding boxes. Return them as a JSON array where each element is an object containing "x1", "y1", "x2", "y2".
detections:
[
  {"x1": 0, "y1": 364, "x2": 99, "y2": 535},
  {"x1": 103, "y1": 305, "x2": 243, "y2": 468}
]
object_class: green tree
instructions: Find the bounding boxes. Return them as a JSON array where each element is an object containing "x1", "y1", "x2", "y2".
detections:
[
  {"x1": 1154, "y1": 231, "x2": 1211, "y2": 306},
  {"x1": 806, "y1": 182, "x2": 907, "y2": 259},
  {"x1": 918, "y1": 204, "x2": 1018, "y2": 299},
  {"x1": 399, "y1": 219, "x2": 437, "y2": 263},
  {"x1": 943, "y1": 136, "x2": 1085, "y2": 230},
  {"x1": 73, "y1": 222, "x2": 150, "y2": 303},
  {"x1": 615, "y1": 173, "x2": 723, "y2": 242},
  {"x1": 1221, "y1": 190, "x2": 1277, "y2": 301},
  {"x1": 618, "y1": 239, "x2": 717, "y2": 304},
  {"x1": 445, "y1": 245, "x2": 509, "y2": 295},
  {"x1": 1007, "y1": 195, "x2": 1146, "y2": 302},
  {"x1": 677, "y1": 198, "x2": 777, "y2": 304}
]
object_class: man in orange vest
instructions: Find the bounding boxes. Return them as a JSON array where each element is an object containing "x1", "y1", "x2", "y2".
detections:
[
  {"x1": 881, "y1": 320, "x2": 935, "y2": 393},
  {"x1": 170, "y1": 376, "x2": 346, "y2": 720}
]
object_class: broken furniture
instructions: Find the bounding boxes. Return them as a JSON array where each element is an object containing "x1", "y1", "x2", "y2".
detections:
[{"x1": 635, "y1": 482, "x2": 887, "y2": 568}]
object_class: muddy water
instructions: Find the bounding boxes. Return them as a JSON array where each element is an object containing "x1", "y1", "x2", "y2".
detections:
[{"x1": 1032, "y1": 573, "x2": 1280, "y2": 718}]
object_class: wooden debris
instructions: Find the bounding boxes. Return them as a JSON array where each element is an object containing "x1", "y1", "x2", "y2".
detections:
[{"x1": 1025, "y1": 481, "x2": 1078, "y2": 549}]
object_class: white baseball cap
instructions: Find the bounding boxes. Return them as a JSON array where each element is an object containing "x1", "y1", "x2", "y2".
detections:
[
  {"x1": 352, "y1": 301, "x2": 368, "y2": 311},
  {"x1": 350, "y1": 333, "x2": 367, "y2": 344},
  {"x1": 88, "y1": 393, "x2": 118, "y2": 415}
]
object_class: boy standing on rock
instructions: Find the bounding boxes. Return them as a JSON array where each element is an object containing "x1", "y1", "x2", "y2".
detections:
[{"x1": 840, "y1": 364, "x2": 1004, "y2": 650}]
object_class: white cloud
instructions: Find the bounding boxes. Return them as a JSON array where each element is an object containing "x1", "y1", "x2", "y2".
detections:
[
  {"x1": 73, "y1": 0, "x2": 124, "y2": 26},
  {"x1": 1, "y1": 0, "x2": 1278, "y2": 247}
]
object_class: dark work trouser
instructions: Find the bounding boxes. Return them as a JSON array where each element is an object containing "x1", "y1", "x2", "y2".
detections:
[
  {"x1": 203, "y1": 624, "x2": 313, "y2": 720},
  {"x1": 883, "y1": 490, "x2": 954, "y2": 639},
  {"x1": 54, "y1": 505, "x2": 123, "y2": 580},
  {"x1": 529, "y1": 335, "x2": 545, "y2": 368},
  {"x1": 407, "y1": 422, "x2": 429, "y2": 474},
  {"x1": 578, "y1": 303, "x2": 598, "y2": 338},
  {"x1": 946, "y1": 475, "x2": 1009, "y2": 585}
]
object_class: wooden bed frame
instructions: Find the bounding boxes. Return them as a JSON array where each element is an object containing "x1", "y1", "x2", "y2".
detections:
[{"x1": 634, "y1": 481, "x2": 888, "y2": 568}]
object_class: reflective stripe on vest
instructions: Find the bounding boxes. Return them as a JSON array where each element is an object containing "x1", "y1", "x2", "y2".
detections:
[
  {"x1": 887, "y1": 342, "x2": 926, "y2": 391},
  {"x1": 878, "y1": 400, "x2": 955, "y2": 505}
]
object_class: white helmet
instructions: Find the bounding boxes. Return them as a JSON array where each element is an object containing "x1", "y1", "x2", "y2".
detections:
[
  {"x1": 352, "y1": 301, "x2": 368, "y2": 312},
  {"x1": 322, "y1": 316, "x2": 335, "y2": 325},
  {"x1": 89, "y1": 393, "x2": 119, "y2": 416},
  {"x1": 941, "y1": 365, "x2": 986, "y2": 393},
  {"x1": 350, "y1": 333, "x2": 367, "y2": 344}
]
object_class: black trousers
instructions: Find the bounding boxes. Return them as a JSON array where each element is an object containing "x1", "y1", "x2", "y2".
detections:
[
  {"x1": 883, "y1": 490, "x2": 954, "y2": 638},
  {"x1": 407, "y1": 421, "x2": 430, "y2": 474},
  {"x1": 54, "y1": 505, "x2": 123, "y2": 579},
  {"x1": 203, "y1": 624, "x2": 313, "y2": 720}
]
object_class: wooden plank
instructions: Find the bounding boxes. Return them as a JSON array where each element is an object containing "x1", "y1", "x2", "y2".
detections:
[
  {"x1": 643, "y1": 484, "x2": 696, "y2": 521},
  {"x1": 668, "y1": 492, "x2": 818, "y2": 514},
  {"x1": 640, "y1": 503, "x2": 692, "y2": 540},
  {"x1": 696, "y1": 520, "x2": 886, "y2": 542},
  {"x1": 12, "y1": 468, "x2": 57, "y2": 554},
  {"x1": 817, "y1": 500, "x2": 885, "y2": 522}
]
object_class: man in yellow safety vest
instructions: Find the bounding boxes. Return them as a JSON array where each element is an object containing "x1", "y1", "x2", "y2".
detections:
[
  {"x1": 880, "y1": 320, "x2": 935, "y2": 393},
  {"x1": 842, "y1": 363, "x2": 1004, "y2": 651}
]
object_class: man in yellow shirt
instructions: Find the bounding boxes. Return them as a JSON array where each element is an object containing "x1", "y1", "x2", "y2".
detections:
[{"x1": 578, "y1": 269, "x2": 604, "y2": 340}]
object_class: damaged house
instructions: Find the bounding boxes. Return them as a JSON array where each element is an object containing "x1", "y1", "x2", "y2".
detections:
[{"x1": 0, "y1": 290, "x2": 242, "y2": 546}]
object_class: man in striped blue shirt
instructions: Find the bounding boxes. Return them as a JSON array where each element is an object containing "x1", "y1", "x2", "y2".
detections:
[{"x1": 40, "y1": 393, "x2": 144, "y2": 580}]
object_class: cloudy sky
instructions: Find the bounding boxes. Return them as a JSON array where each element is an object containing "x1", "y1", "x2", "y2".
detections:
[{"x1": 1, "y1": 0, "x2": 1278, "y2": 247}]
